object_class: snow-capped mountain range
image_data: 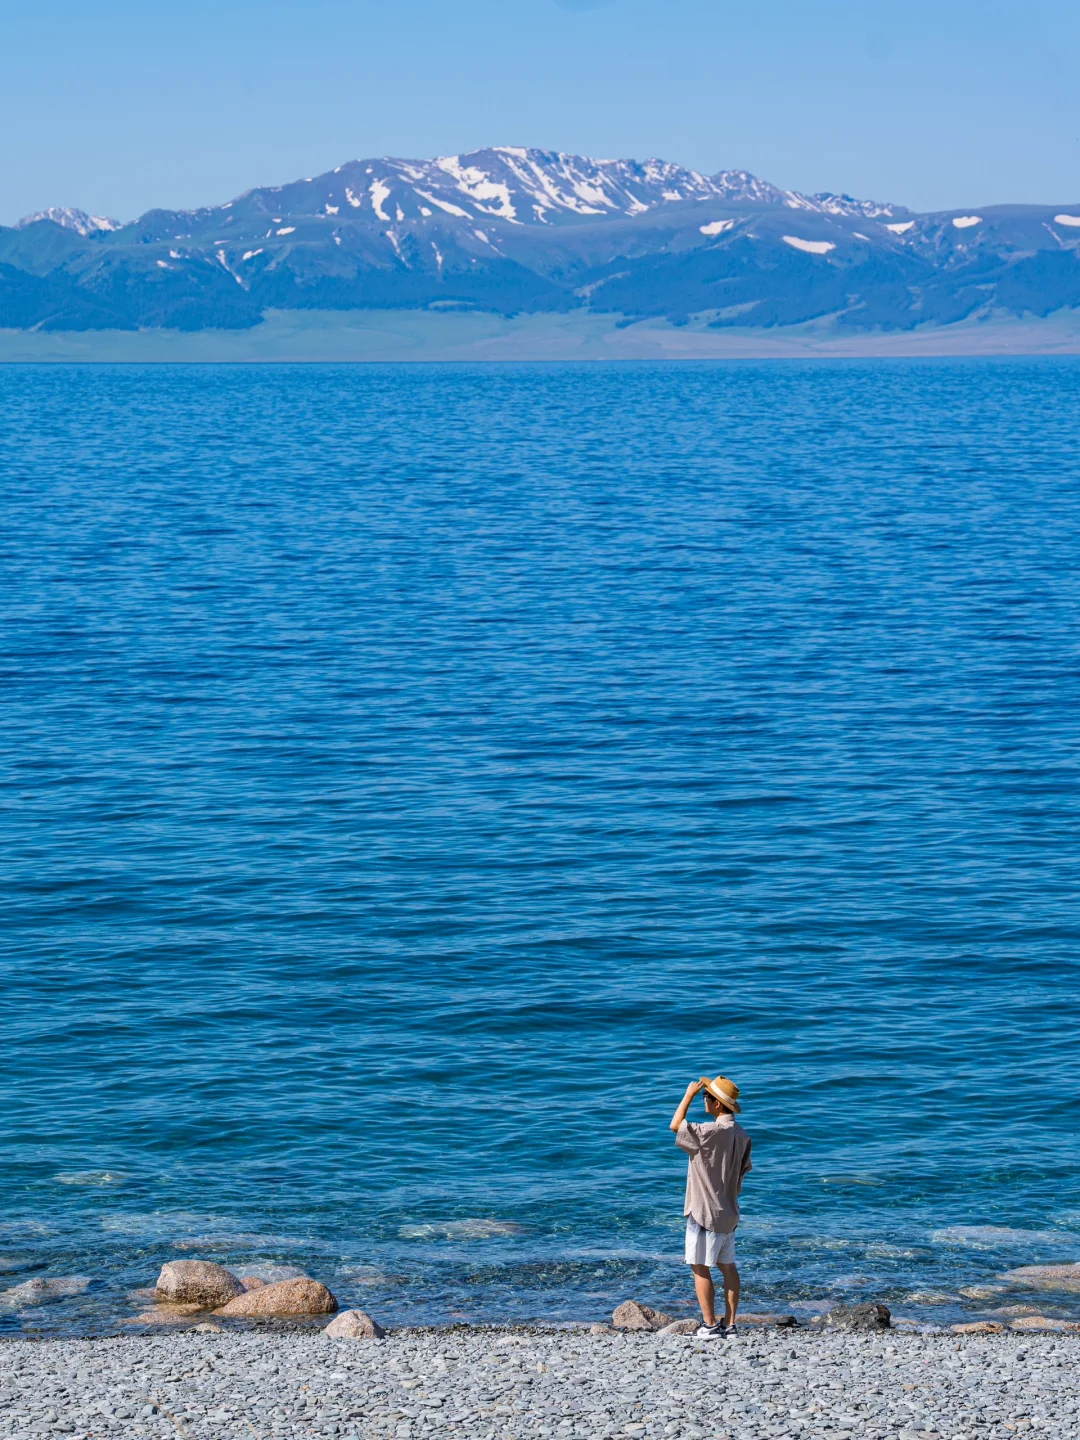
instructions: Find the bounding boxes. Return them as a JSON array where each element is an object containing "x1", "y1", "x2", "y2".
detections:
[
  {"x1": 190, "y1": 147, "x2": 901, "y2": 227},
  {"x1": 15, "y1": 148, "x2": 900, "y2": 234},
  {"x1": 2, "y1": 146, "x2": 1078, "y2": 334}
]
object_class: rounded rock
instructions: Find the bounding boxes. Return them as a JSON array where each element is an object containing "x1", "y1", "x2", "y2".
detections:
[
  {"x1": 324, "y1": 1308, "x2": 385, "y2": 1339},
  {"x1": 214, "y1": 1276, "x2": 338, "y2": 1317},
  {"x1": 612, "y1": 1300, "x2": 673, "y2": 1331},
  {"x1": 156, "y1": 1260, "x2": 244, "y2": 1308}
]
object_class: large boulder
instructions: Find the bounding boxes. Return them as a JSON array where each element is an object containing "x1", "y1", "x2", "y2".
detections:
[
  {"x1": 738, "y1": 1312, "x2": 799, "y2": 1328},
  {"x1": 324, "y1": 1309, "x2": 385, "y2": 1339},
  {"x1": 612, "y1": 1300, "x2": 673, "y2": 1331},
  {"x1": 156, "y1": 1261, "x2": 243, "y2": 1308},
  {"x1": 214, "y1": 1276, "x2": 337, "y2": 1317},
  {"x1": 1002, "y1": 1264, "x2": 1080, "y2": 1293},
  {"x1": 952, "y1": 1321, "x2": 1005, "y2": 1334},
  {"x1": 656, "y1": 1319, "x2": 699, "y2": 1336},
  {"x1": 821, "y1": 1302, "x2": 891, "y2": 1332}
]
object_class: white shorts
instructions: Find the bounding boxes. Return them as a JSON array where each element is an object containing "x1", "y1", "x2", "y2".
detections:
[{"x1": 684, "y1": 1219, "x2": 736, "y2": 1266}]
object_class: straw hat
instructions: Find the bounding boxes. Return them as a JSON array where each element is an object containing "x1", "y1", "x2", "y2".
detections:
[{"x1": 700, "y1": 1075, "x2": 742, "y2": 1114}]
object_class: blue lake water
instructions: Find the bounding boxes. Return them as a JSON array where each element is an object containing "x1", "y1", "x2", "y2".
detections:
[{"x1": 2, "y1": 359, "x2": 1079, "y2": 1337}]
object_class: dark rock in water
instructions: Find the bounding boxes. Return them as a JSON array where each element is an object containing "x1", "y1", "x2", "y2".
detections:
[
  {"x1": 1003, "y1": 1263, "x2": 1080, "y2": 1293},
  {"x1": 612, "y1": 1300, "x2": 673, "y2": 1331},
  {"x1": 822, "y1": 1302, "x2": 891, "y2": 1331},
  {"x1": 740, "y1": 1312, "x2": 799, "y2": 1328},
  {"x1": 324, "y1": 1308, "x2": 385, "y2": 1338},
  {"x1": 156, "y1": 1260, "x2": 244, "y2": 1308},
  {"x1": 0, "y1": 1275, "x2": 90, "y2": 1306},
  {"x1": 0, "y1": 1256, "x2": 44, "y2": 1275},
  {"x1": 123, "y1": 1304, "x2": 203, "y2": 1325}
]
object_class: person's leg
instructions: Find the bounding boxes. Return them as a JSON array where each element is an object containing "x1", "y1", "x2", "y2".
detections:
[
  {"x1": 690, "y1": 1264, "x2": 716, "y2": 1325},
  {"x1": 718, "y1": 1263, "x2": 740, "y2": 1327}
]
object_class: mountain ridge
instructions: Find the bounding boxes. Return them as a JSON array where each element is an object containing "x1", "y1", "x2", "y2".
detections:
[
  {"x1": 3, "y1": 146, "x2": 1078, "y2": 334},
  {"x1": 16, "y1": 206, "x2": 122, "y2": 236},
  {"x1": 17, "y1": 148, "x2": 902, "y2": 231}
]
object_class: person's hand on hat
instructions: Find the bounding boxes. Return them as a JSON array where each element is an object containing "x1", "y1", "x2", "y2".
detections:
[{"x1": 671, "y1": 1078, "x2": 709, "y2": 1133}]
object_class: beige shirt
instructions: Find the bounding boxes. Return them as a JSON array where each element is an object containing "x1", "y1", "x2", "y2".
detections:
[{"x1": 675, "y1": 1115, "x2": 752, "y2": 1234}]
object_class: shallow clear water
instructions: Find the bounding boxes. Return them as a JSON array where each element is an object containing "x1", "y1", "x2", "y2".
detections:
[{"x1": 2, "y1": 360, "x2": 1079, "y2": 1337}]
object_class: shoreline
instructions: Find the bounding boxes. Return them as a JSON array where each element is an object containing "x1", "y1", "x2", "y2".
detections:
[
  {"x1": 3, "y1": 306, "x2": 1080, "y2": 361},
  {"x1": 6, "y1": 1288, "x2": 1080, "y2": 1344},
  {"x1": 5, "y1": 1271, "x2": 1080, "y2": 1344},
  {"x1": 0, "y1": 1326, "x2": 1076, "y2": 1439},
  {"x1": 6, "y1": 1251, "x2": 1080, "y2": 1344}
]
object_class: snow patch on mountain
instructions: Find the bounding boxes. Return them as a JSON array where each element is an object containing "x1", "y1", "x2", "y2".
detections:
[
  {"x1": 370, "y1": 180, "x2": 392, "y2": 222},
  {"x1": 416, "y1": 190, "x2": 471, "y2": 219},
  {"x1": 783, "y1": 236, "x2": 836, "y2": 255},
  {"x1": 436, "y1": 158, "x2": 518, "y2": 221}
]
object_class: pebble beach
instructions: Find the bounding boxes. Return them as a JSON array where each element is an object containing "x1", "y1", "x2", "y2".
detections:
[{"x1": 2, "y1": 1327, "x2": 1077, "y2": 1440}]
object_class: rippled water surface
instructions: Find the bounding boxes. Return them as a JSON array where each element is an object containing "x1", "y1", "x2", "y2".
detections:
[{"x1": 2, "y1": 360, "x2": 1079, "y2": 1336}]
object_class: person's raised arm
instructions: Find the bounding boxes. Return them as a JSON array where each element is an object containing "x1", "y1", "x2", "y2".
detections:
[{"x1": 669, "y1": 1079, "x2": 705, "y2": 1132}]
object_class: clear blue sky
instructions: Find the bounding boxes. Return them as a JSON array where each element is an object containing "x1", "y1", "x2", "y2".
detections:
[{"x1": 2, "y1": 0, "x2": 1078, "y2": 225}]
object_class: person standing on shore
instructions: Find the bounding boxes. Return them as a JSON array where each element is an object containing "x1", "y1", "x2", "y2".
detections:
[{"x1": 669, "y1": 1075, "x2": 752, "y2": 1339}]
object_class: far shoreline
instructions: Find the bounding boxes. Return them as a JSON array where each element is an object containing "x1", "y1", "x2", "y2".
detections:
[{"x1": 2, "y1": 306, "x2": 1080, "y2": 363}]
